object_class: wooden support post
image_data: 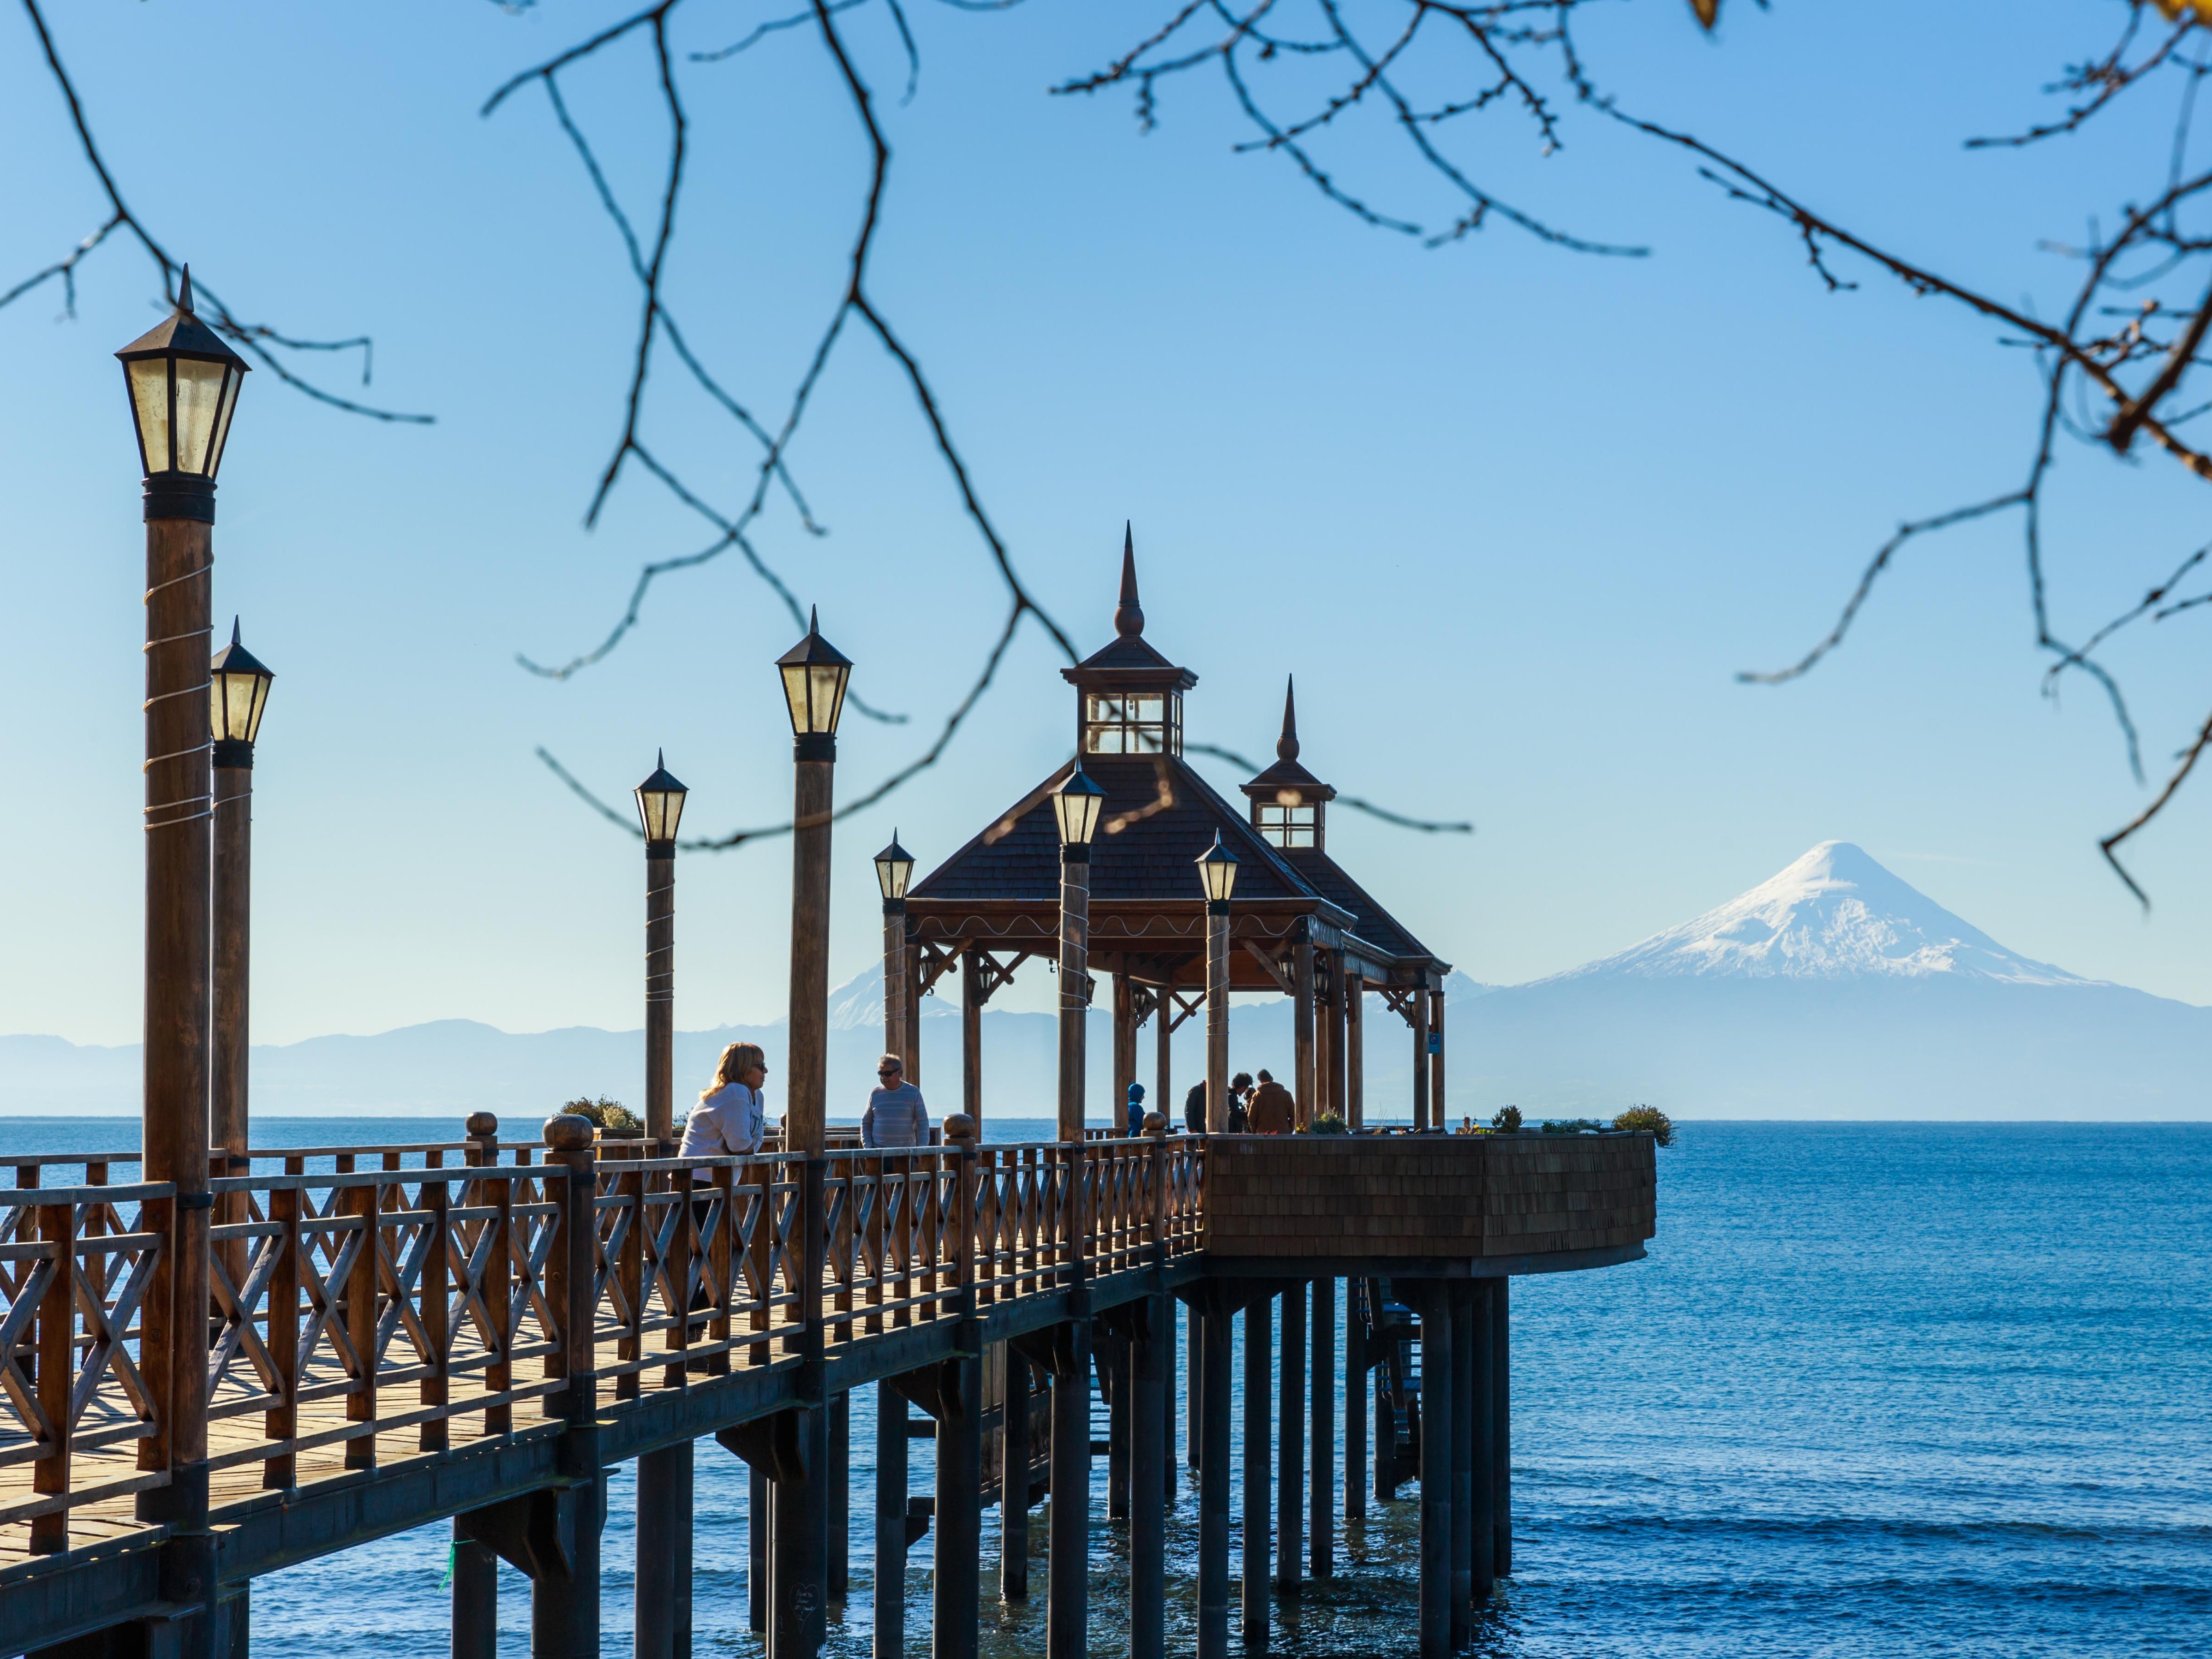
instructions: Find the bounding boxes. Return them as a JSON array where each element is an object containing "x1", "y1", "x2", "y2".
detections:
[
  {"x1": 538, "y1": 1120, "x2": 605, "y2": 1659},
  {"x1": 750, "y1": 1468, "x2": 769, "y2": 1635},
  {"x1": 30, "y1": 1201, "x2": 73, "y2": 1555},
  {"x1": 1470, "y1": 1280, "x2": 1496, "y2": 1605},
  {"x1": 1058, "y1": 847, "x2": 1091, "y2": 1142},
  {"x1": 1104, "y1": 1327, "x2": 1131, "y2": 1521},
  {"x1": 1128, "y1": 1294, "x2": 1169, "y2": 1659},
  {"x1": 1185, "y1": 1299, "x2": 1202, "y2": 1470},
  {"x1": 1205, "y1": 908, "x2": 1230, "y2": 1132},
  {"x1": 1112, "y1": 973, "x2": 1136, "y2": 1126},
  {"x1": 876, "y1": 1379, "x2": 911, "y2": 1654},
  {"x1": 1411, "y1": 991, "x2": 1431, "y2": 1131},
  {"x1": 264, "y1": 1180, "x2": 299, "y2": 1490},
  {"x1": 906, "y1": 946, "x2": 923, "y2": 1088},
  {"x1": 421, "y1": 1178, "x2": 451, "y2": 1452},
  {"x1": 829, "y1": 1392, "x2": 851, "y2": 1598},
  {"x1": 1047, "y1": 1316, "x2": 1092, "y2": 1659},
  {"x1": 453, "y1": 1530, "x2": 499, "y2": 1659},
  {"x1": 1492, "y1": 1277, "x2": 1512, "y2": 1579},
  {"x1": 1197, "y1": 1299, "x2": 1233, "y2": 1659},
  {"x1": 1345, "y1": 976, "x2": 1364, "y2": 1131},
  {"x1": 771, "y1": 1157, "x2": 831, "y2": 1659},
  {"x1": 937, "y1": 1126, "x2": 983, "y2": 1659},
  {"x1": 645, "y1": 846, "x2": 676, "y2": 1143},
  {"x1": 1275, "y1": 1281, "x2": 1304, "y2": 1596},
  {"x1": 999, "y1": 1350, "x2": 1031, "y2": 1601},
  {"x1": 1375, "y1": 1355, "x2": 1395, "y2": 1505},
  {"x1": 1449, "y1": 1282, "x2": 1475, "y2": 1649},
  {"x1": 636, "y1": 1444, "x2": 692, "y2": 1659},
  {"x1": 1345, "y1": 1277, "x2": 1367, "y2": 1526},
  {"x1": 1310, "y1": 1276, "x2": 1335, "y2": 1579},
  {"x1": 344, "y1": 1180, "x2": 379, "y2": 1469},
  {"x1": 210, "y1": 757, "x2": 251, "y2": 1294},
  {"x1": 1242, "y1": 1292, "x2": 1271, "y2": 1648},
  {"x1": 1155, "y1": 985, "x2": 1174, "y2": 1129},
  {"x1": 1414, "y1": 1285, "x2": 1453, "y2": 1659},
  {"x1": 786, "y1": 744, "x2": 835, "y2": 1157},
  {"x1": 962, "y1": 950, "x2": 984, "y2": 1129},
  {"x1": 882, "y1": 897, "x2": 908, "y2": 1074},
  {"x1": 1429, "y1": 988, "x2": 1447, "y2": 1129},
  {"x1": 1327, "y1": 967, "x2": 1348, "y2": 1128},
  {"x1": 1292, "y1": 937, "x2": 1317, "y2": 1129}
]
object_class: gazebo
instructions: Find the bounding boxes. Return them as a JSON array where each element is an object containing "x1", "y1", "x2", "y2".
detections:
[{"x1": 896, "y1": 532, "x2": 1453, "y2": 1129}]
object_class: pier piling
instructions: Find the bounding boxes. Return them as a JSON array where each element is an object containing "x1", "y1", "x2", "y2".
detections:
[
  {"x1": 452, "y1": 1529, "x2": 497, "y2": 1659},
  {"x1": 1243, "y1": 1291, "x2": 1272, "y2": 1647},
  {"x1": 1000, "y1": 1351, "x2": 1032, "y2": 1602},
  {"x1": 1277, "y1": 1280, "x2": 1304, "y2": 1596},
  {"x1": 1129, "y1": 1294, "x2": 1170, "y2": 1659},
  {"x1": 1196, "y1": 1296, "x2": 1234, "y2": 1659},
  {"x1": 1449, "y1": 1282, "x2": 1475, "y2": 1648},
  {"x1": 1311, "y1": 1275, "x2": 1335, "y2": 1579},
  {"x1": 1414, "y1": 1284, "x2": 1453, "y2": 1659},
  {"x1": 875, "y1": 1380, "x2": 909, "y2": 1655}
]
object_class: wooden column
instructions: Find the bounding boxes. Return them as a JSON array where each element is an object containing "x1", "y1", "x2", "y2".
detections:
[
  {"x1": 1205, "y1": 909, "x2": 1230, "y2": 1131},
  {"x1": 882, "y1": 900, "x2": 909, "y2": 1074},
  {"x1": 138, "y1": 511, "x2": 212, "y2": 1558},
  {"x1": 935, "y1": 1366, "x2": 982, "y2": 1659},
  {"x1": 1156, "y1": 987, "x2": 1174, "y2": 1128},
  {"x1": 1104, "y1": 1330, "x2": 1131, "y2": 1520},
  {"x1": 538, "y1": 1120, "x2": 605, "y2": 1659},
  {"x1": 1344, "y1": 1279, "x2": 1367, "y2": 1525},
  {"x1": 771, "y1": 1158, "x2": 831, "y2": 1659},
  {"x1": 1058, "y1": 848, "x2": 1091, "y2": 1141},
  {"x1": 1112, "y1": 974, "x2": 1136, "y2": 1127},
  {"x1": 1291, "y1": 937, "x2": 1317, "y2": 1128},
  {"x1": 1276, "y1": 1280, "x2": 1304, "y2": 1595},
  {"x1": 646, "y1": 847, "x2": 676, "y2": 1142},
  {"x1": 1375, "y1": 1341, "x2": 1395, "y2": 1505},
  {"x1": 1000, "y1": 1350, "x2": 1031, "y2": 1601},
  {"x1": 1411, "y1": 990, "x2": 1431, "y2": 1131},
  {"x1": 876, "y1": 1379, "x2": 911, "y2": 1653},
  {"x1": 1414, "y1": 1286, "x2": 1453, "y2": 1659},
  {"x1": 210, "y1": 757, "x2": 251, "y2": 1284},
  {"x1": 1186, "y1": 1298, "x2": 1202, "y2": 1470},
  {"x1": 962, "y1": 950, "x2": 984, "y2": 1128},
  {"x1": 1242, "y1": 1293, "x2": 1271, "y2": 1647},
  {"x1": 1448, "y1": 1282, "x2": 1475, "y2": 1649},
  {"x1": 1313, "y1": 958, "x2": 1333, "y2": 1127},
  {"x1": 1470, "y1": 1281, "x2": 1496, "y2": 1605},
  {"x1": 1048, "y1": 1317, "x2": 1092, "y2": 1659},
  {"x1": 1429, "y1": 988, "x2": 1447, "y2": 1129},
  {"x1": 749, "y1": 1468, "x2": 769, "y2": 1634},
  {"x1": 906, "y1": 944, "x2": 923, "y2": 1087},
  {"x1": 1310, "y1": 1276, "x2": 1335, "y2": 1579},
  {"x1": 786, "y1": 747, "x2": 836, "y2": 1156},
  {"x1": 1128, "y1": 1294, "x2": 1170, "y2": 1659},
  {"x1": 1196, "y1": 1300, "x2": 1233, "y2": 1659},
  {"x1": 830, "y1": 1392, "x2": 851, "y2": 1598},
  {"x1": 636, "y1": 1444, "x2": 691, "y2": 1659},
  {"x1": 1327, "y1": 967, "x2": 1348, "y2": 1127},
  {"x1": 1345, "y1": 976, "x2": 1364, "y2": 1131},
  {"x1": 1492, "y1": 1278, "x2": 1512, "y2": 1578},
  {"x1": 453, "y1": 1530, "x2": 499, "y2": 1659}
]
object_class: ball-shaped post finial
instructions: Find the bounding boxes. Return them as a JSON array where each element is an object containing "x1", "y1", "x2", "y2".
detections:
[
  {"x1": 1142, "y1": 1110, "x2": 1168, "y2": 1138},
  {"x1": 941, "y1": 1113, "x2": 979, "y2": 1147},
  {"x1": 543, "y1": 1113, "x2": 596, "y2": 1152},
  {"x1": 465, "y1": 1111, "x2": 499, "y2": 1139}
]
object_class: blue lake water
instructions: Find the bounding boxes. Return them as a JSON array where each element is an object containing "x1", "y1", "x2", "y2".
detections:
[{"x1": 8, "y1": 1117, "x2": 2206, "y2": 1656}]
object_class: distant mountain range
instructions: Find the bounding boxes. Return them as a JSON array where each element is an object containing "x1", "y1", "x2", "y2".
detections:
[{"x1": 4, "y1": 843, "x2": 2205, "y2": 1122}]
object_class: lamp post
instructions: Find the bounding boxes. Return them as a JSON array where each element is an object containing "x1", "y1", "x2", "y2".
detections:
[
  {"x1": 1196, "y1": 835, "x2": 1239, "y2": 1133},
  {"x1": 117, "y1": 266, "x2": 247, "y2": 1542},
  {"x1": 209, "y1": 618, "x2": 273, "y2": 1285},
  {"x1": 634, "y1": 752, "x2": 688, "y2": 1146},
  {"x1": 778, "y1": 608, "x2": 852, "y2": 1158},
  {"x1": 1052, "y1": 768, "x2": 1106, "y2": 1141},
  {"x1": 875, "y1": 832, "x2": 915, "y2": 1071}
]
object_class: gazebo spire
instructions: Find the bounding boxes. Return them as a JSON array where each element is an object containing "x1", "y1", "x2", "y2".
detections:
[
  {"x1": 1278, "y1": 675, "x2": 1299, "y2": 762},
  {"x1": 1114, "y1": 521, "x2": 1144, "y2": 639}
]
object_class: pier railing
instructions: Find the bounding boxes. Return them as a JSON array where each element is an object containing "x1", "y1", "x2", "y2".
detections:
[{"x1": 0, "y1": 1132, "x2": 1206, "y2": 1553}]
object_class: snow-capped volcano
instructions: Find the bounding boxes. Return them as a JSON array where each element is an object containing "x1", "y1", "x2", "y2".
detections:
[{"x1": 1551, "y1": 841, "x2": 2082, "y2": 986}]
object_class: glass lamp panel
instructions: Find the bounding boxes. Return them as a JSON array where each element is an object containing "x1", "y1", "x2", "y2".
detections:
[
  {"x1": 1133, "y1": 726, "x2": 1164, "y2": 753},
  {"x1": 210, "y1": 673, "x2": 244, "y2": 741},
  {"x1": 173, "y1": 358, "x2": 229, "y2": 476},
  {"x1": 779, "y1": 663, "x2": 811, "y2": 734},
  {"x1": 875, "y1": 854, "x2": 912, "y2": 900},
  {"x1": 809, "y1": 664, "x2": 849, "y2": 734},
  {"x1": 205, "y1": 368, "x2": 242, "y2": 478},
  {"x1": 1131, "y1": 695, "x2": 1163, "y2": 722},
  {"x1": 639, "y1": 787, "x2": 687, "y2": 841},
  {"x1": 1087, "y1": 725, "x2": 1123, "y2": 754},
  {"x1": 127, "y1": 359, "x2": 171, "y2": 473},
  {"x1": 242, "y1": 673, "x2": 271, "y2": 743}
]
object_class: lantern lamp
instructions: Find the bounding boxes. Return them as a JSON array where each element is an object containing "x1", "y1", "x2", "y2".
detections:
[
  {"x1": 874, "y1": 831, "x2": 915, "y2": 902},
  {"x1": 634, "y1": 750, "x2": 689, "y2": 848},
  {"x1": 1052, "y1": 766, "x2": 1107, "y2": 850},
  {"x1": 776, "y1": 607, "x2": 853, "y2": 740},
  {"x1": 115, "y1": 266, "x2": 250, "y2": 509},
  {"x1": 207, "y1": 617, "x2": 274, "y2": 766},
  {"x1": 1196, "y1": 833, "x2": 1239, "y2": 905}
]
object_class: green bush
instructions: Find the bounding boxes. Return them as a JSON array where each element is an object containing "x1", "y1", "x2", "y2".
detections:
[
  {"x1": 1490, "y1": 1104, "x2": 1524, "y2": 1132},
  {"x1": 563, "y1": 1096, "x2": 641, "y2": 1134},
  {"x1": 1305, "y1": 1111, "x2": 1348, "y2": 1135},
  {"x1": 1613, "y1": 1104, "x2": 1675, "y2": 1147},
  {"x1": 1538, "y1": 1117, "x2": 1607, "y2": 1135}
]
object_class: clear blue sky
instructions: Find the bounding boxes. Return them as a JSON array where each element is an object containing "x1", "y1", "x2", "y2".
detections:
[{"x1": 6, "y1": 0, "x2": 2210, "y2": 1046}]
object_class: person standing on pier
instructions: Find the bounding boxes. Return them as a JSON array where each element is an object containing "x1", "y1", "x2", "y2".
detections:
[
  {"x1": 682, "y1": 1041, "x2": 769, "y2": 1154},
  {"x1": 1184, "y1": 1078, "x2": 1208, "y2": 1135},
  {"x1": 1247, "y1": 1069, "x2": 1295, "y2": 1134},
  {"x1": 1125, "y1": 1081, "x2": 1148, "y2": 1136},
  {"x1": 1228, "y1": 1071, "x2": 1255, "y2": 1133},
  {"x1": 862, "y1": 1052, "x2": 929, "y2": 1146}
]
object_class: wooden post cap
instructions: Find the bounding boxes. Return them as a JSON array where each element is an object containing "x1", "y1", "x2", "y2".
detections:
[
  {"x1": 941, "y1": 1113, "x2": 979, "y2": 1146},
  {"x1": 465, "y1": 1111, "x2": 499, "y2": 1138},
  {"x1": 543, "y1": 1114, "x2": 596, "y2": 1152},
  {"x1": 1142, "y1": 1111, "x2": 1168, "y2": 1137}
]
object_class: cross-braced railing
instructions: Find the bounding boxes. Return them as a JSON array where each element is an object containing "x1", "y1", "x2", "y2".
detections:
[{"x1": 0, "y1": 1130, "x2": 1205, "y2": 1556}]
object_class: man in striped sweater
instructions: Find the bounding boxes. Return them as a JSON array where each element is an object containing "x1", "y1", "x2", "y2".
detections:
[{"x1": 861, "y1": 1053, "x2": 930, "y2": 1147}]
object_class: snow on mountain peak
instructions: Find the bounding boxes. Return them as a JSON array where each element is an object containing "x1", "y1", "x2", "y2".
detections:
[{"x1": 1552, "y1": 841, "x2": 2082, "y2": 986}]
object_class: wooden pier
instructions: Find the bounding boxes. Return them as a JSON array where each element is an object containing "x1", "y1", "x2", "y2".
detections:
[{"x1": 0, "y1": 1121, "x2": 1653, "y2": 1659}]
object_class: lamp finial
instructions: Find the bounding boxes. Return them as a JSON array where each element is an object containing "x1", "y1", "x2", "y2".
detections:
[
  {"x1": 1114, "y1": 522, "x2": 1144, "y2": 639},
  {"x1": 1278, "y1": 676, "x2": 1299, "y2": 762}
]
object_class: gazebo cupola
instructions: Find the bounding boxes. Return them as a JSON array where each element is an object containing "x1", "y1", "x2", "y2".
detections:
[
  {"x1": 1061, "y1": 525, "x2": 1198, "y2": 757},
  {"x1": 1241, "y1": 677, "x2": 1337, "y2": 849}
]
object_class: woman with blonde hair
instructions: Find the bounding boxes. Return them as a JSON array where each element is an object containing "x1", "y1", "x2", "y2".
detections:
[{"x1": 681, "y1": 1042, "x2": 768, "y2": 1156}]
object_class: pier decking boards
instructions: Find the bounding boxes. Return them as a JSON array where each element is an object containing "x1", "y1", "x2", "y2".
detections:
[{"x1": 0, "y1": 1128, "x2": 1651, "y2": 1659}]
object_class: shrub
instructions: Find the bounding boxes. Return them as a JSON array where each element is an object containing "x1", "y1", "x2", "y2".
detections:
[
  {"x1": 1490, "y1": 1104, "x2": 1524, "y2": 1133},
  {"x1": 1613, "y1": 1104, "x2": 1675, "y2": 1147},
  {"x1": 1305, "y1": 1111, "x2": 1348, "y2": 1135},
  {"x1": 563, "y1": 1096, "x2": 641, "y2": 1134},
  {"x1": 1538, "y1": 1117, "x2": 1606, "y2": 1135}
]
